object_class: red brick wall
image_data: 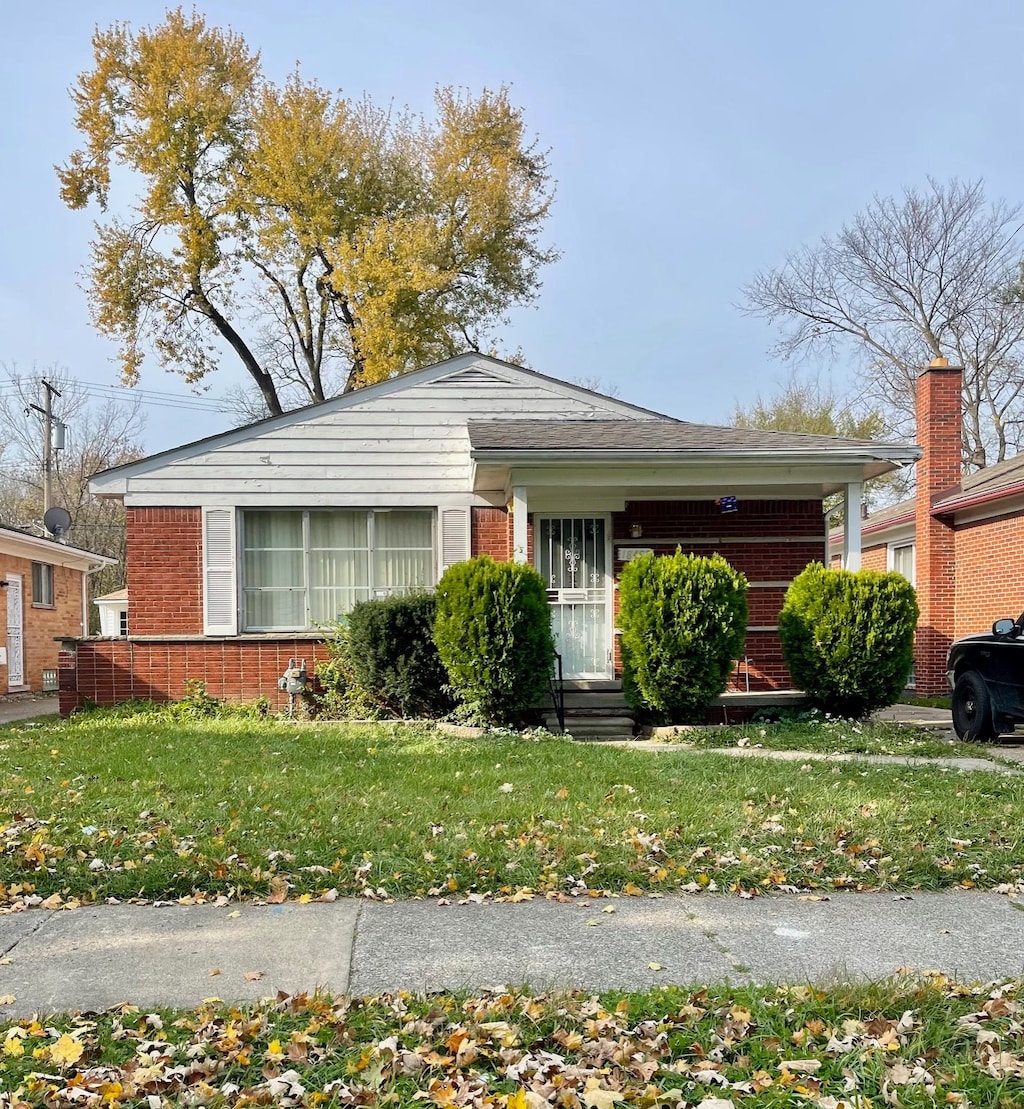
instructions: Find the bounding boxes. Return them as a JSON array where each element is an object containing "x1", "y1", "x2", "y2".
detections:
[
  {"x1": 60, "y1": 637, "x2": 331, "y2": 715},
  {"x1": 953, "y1": 512, "x2": 1024, "y2": 639},
  {"x1": 914, "y1": 364, "x2": 962, "y2": 693},
  {"x1": 471, "y1": 507, "x2": 512, "y2": 560},
  {"x1": 127, "y1": 507, "x2": 203, "y2": 635},
  {"x1": 859, "y1": 543, "x2": 888, "y2": 573},
  {"x1": 2, "y1": 555, "x2": 84, "y2": 692}
]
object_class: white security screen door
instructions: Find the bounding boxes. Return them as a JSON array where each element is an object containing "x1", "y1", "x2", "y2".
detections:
[
  {"x1": 535, "y1": 516, "x2": 612, "y2": 680},
  {"x1": 6, "y1": 574, "x2": 24, "y2": 689}
]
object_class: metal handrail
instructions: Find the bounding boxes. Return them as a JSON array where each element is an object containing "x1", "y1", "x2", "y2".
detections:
[{"x1": 549, "y1": 651, "x2": 565, "y2": 733}]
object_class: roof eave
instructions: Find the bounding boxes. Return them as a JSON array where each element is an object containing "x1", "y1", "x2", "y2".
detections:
[{"x1": 470, "y1": 447, "x2": 921, "y2": 465}]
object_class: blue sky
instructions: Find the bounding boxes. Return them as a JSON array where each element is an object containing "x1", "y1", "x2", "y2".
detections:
[{"x1": 3, "y1": 1, "x2": 1024, "y2": 452}]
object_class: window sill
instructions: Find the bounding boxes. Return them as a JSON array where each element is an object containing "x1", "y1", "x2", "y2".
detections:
[{"x1": 31, "y1": 603, "x2": 56, "y2": 610}]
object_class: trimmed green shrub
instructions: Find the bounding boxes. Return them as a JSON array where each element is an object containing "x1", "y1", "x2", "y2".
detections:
[
  {"x1": 315, "y1": 622, "x2": 386, "y2": 720},
  {"x1": 618, "y1": 550, "x2": 748, "y2": 723},
  {"x1": 778, "y1": 562, "x2": 919, "y2": 718},
  {"x1": 346, "y1": 592, "x2": 453, "y2": 718},
  {"x1": 433, "y1": 555, "x2": 555, "y2": 726}
]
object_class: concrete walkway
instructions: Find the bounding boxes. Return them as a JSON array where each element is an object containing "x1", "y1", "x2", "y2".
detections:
[
  {"x1": 0, "y1": 891, "x2": 1022, "y2": 1016},
  {"x1": 0, "y1": 694, "x2": 58, "y2": 724}
]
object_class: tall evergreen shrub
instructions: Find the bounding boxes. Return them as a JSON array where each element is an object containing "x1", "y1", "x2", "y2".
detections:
[
  {"x1": 778, "y1": 562, "x2": 919, "y2": 718},
  {"x1": 618, "y1": 550, "x2": 748, "y2": 722},
  {"x1": 346, "y1": 592, "x2": 453, "y2": 718},
  {"x1": 433, "y1": 555, "x2": 555, "y2": 726}
]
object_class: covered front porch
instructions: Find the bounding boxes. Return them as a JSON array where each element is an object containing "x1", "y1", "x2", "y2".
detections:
[{"x1": 468, "y1": 418, "x2": 918, "y2": 701}]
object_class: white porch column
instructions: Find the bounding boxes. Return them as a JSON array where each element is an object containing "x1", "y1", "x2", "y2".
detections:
[
  {"x1": 843, "y1": 481, "x2": 863, "y2": 570},
  {"x1": 512, "y1": 485, "x2": 528, "y2": 563}
]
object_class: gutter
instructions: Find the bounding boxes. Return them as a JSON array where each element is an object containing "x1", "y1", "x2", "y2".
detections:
[{"x1": 931, "y1": 479, "x2": 1024, "y2": 516}]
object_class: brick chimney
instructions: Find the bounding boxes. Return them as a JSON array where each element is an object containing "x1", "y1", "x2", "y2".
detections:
[{"x1": 914, "y1": 357, "x2": 962, "y2": 693}]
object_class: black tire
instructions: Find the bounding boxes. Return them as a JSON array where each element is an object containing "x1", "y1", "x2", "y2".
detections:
[{"x1": 952, "y1": 670, "x2": 996, "y2": 742}]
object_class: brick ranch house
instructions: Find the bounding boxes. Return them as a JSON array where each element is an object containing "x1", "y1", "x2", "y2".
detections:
[
  {"x1": 2, "y1": 525, "x2": 114, "y2": 695},
  {"x1": 830, "y1": 358, "x2": 1024, "y2": 696},
  {"x1": 62, "y1": 354, "x2": 917, "y2": 723}
]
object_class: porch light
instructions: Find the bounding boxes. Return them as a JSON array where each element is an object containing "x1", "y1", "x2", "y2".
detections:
[{"x1": 629, "y1": 523, "x2": 643, "y2": 538}]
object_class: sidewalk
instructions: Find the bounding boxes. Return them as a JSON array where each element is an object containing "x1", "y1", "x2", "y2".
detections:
[
  {"x1": 1, "y1": 891, "x2": 1022, "y2": 1016},
  {"x1": 0, "y1": 694, "x2": 59, "y2": 724}
]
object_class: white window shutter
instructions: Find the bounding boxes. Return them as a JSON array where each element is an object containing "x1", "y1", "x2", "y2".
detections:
[
  {"x1": 439, "y1": 508, "x2": 471, "y2": 574},
  {"x1": 202, "y1": 507, "x2": 238, "y2": 635}
]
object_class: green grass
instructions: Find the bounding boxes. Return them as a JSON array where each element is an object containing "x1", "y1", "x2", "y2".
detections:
[
  {"x1": 1, "y1": 708, "x2": 1023, "y2": 906},
  {"x1": 3, "y1": 978, "x2": 1023, "y2": 1106},
  {"x1": 666, "y1": 718, "x2": 976, "y2": 759}
]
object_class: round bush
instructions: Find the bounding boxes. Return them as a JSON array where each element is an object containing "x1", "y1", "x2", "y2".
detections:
[
  {"x1": 778, "y1": 562, "x2": 919, "y2": 718},
  {"x1": 346, "y1": 592, "x2": 453, "y2": 718},
  {"x1": 433, "y1": 555, "x2": 555, "y2": 726},
  {"x1": 618, "y1": 550, "x2": 748, "y2": 722}
]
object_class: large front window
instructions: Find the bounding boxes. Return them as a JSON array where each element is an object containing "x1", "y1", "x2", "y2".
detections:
[{"x1": 242, "y1": 510, "x2": 434, "y2": 630}]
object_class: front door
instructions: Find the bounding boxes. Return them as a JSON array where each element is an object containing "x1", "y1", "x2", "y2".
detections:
[
  {"x1": 535, "y1": 516, "x2": 613, "y2": 680},
  {"x1": 6, "y1": 574, "x2": 24, "y2": 690}
]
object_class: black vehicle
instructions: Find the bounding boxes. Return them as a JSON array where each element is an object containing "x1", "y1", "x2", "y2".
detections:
[{"x1": 947, "y1": 614, "x2": 1024, "y2": 740}]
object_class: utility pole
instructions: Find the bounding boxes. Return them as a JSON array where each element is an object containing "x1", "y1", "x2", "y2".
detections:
[{"x1": 28, "y1": 379, "x2": 62, "y2": 513}]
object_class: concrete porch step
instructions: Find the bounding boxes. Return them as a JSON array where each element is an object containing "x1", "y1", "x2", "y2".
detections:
[
  {"x1": 545, "y1": 691, "x2": 631, "y2": 710},
  {"x1": 542, "y1": 711, "x2": 635, "y2": 740}
]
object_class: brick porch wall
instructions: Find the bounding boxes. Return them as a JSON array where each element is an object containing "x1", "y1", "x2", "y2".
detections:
[
  {"x1": 612, "y1": 499, "x2": 826, "y2": 690},
  {"x1": 59, "y1": 637, "x2": 331, "y2": 715}
]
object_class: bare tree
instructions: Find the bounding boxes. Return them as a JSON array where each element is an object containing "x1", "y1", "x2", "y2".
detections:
[
  {"x1": 743, "y1": 178, "x2": 1024, "y2": 469},
  {"x1": 0, "y1": 368, "x2": 145, "y2": 612},
  {"x1": 732, "y1": 370, "x2": 908, "y2": 508}
]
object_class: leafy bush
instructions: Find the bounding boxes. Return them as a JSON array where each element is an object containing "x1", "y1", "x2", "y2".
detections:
[
  {"x1": 618, "y1": 550, "x2": 748, "y2": 723},
  {"x1": 612, "y1": 550, "x2": 749, "y2": 723},
  {"x1": 778, "y1": 562, "x2": 919, "y2": 718},
  {"x1": 315, "y1": 622, "x2": 386, "y2": 720},
  {"x1": 345, "y1": 593, "x2": 453, "y2": 718},
  {"x1": 433, "y1": 555, "x2": 555, "y2": 726}
]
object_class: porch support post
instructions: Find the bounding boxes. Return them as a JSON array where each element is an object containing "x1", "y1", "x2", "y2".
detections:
[
  {"x1": 843, "y1": 481, "x2": 863, "y2": 570},
  {"x1": 512, "y1": 485, "x2": 528, "y2": 563}
]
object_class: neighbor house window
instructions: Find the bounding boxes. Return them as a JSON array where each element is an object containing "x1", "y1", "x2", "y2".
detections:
[
  {"x1": 242, "y1": 510, "x2": 434, "y2": 631},
  {"x1": 888, "y1": 542, "x2": 915, "y2": 584},
  {"x1": 31, "y1": 562, "x2": 54, "y2": 606}
]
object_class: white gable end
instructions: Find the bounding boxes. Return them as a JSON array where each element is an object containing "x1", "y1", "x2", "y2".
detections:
[{"x1": 93, "y1": 355, "x2": 666, "y2": 508}]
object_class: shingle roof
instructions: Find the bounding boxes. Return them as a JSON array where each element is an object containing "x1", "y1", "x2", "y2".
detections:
[
  {"x1": 467, "y1": 419, "x2": 909, "y2": 453},
  {"x1": 933, "y1": 453, "x2": 1024, "y2": 509}
]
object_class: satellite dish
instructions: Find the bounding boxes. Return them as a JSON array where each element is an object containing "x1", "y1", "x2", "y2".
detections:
[{"x1": 43, "y1": 507, "x2": 72, "y2": 539}]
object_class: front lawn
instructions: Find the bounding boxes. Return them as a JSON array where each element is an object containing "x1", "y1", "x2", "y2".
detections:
[
  {"x1": 3, "y1": 978, "x2": 1023, "y2": 1107},
  {"x1": 664, "y1": 718, "x2": 976, "y2": 759},
  {"x1": 1, "y1": 709, "x2": 1023, "y2": 907}
]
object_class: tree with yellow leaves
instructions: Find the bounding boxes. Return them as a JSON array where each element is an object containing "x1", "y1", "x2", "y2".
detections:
[{"x1": 58, "y1": 9, "x2": 557, "y2": 417}]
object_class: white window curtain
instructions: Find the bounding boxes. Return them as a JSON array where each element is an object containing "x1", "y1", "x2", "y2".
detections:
[{"x1": 243, "y1": 509, "x2": 433, "y2": 630}]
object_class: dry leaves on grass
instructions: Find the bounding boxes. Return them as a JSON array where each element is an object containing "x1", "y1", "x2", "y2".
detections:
[{"x1": 0, "y1": 978, "x2": 1021, "y2": 1107}]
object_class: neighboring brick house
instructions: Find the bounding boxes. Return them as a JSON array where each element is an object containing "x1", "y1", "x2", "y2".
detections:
[
  {"x1": 66, "y1": 354, "x2": 917, "y2": 717},
  {"x1": 1, "y1": 525, "x2": 114, "y2": 695},
  {"x1": 830, "y1": 358, "x2": 1024, "y2": 695}
]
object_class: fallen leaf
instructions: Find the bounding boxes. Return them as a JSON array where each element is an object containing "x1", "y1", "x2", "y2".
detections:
[
  {"x1": 267, "y1": 876, "x2": 289, "y2": 904},
  {"x1": 50, "y1": 1033, "x2": 84, "y2": 1066},
  {"x1": 648, "y1": 962, "x2": 665, "y2": 971},
  {"x1": 0, "y1": 995, "x2": 15, "y2": 1005},
  {"x1": 227, "y1": 910, "x2": 241, "y2": 919},
  {"x1": 244, "y1": 970, "x2": 265, "y2": 981},
  {"x1": 601, "y1": 904, "x2": 616, "y2": 914},
  {"x1": 208, "y1": 968, "x2": 221, "y2": 977}
]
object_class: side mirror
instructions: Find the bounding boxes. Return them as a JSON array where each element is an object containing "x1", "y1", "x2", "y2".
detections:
[{"x1": 993, "y1": 618, "x2": 1018, "y2": 637}]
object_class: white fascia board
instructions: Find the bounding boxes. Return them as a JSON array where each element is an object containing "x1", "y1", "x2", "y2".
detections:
[{"x1": 0, "y1": 531, "x2": 116, "y2": 570}]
